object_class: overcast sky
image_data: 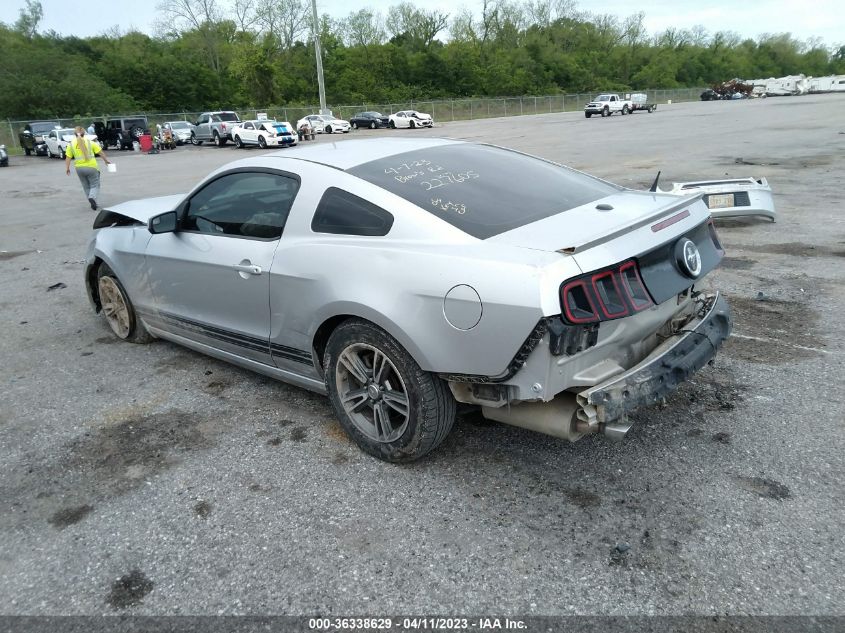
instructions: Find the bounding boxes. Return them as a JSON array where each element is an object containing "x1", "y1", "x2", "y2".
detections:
[{"x1": 2, "y1": 0, "x2": 843, "y2": 47}]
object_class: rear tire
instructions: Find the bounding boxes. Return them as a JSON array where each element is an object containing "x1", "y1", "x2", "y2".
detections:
[
  {"x1": 96, "y1": 264, "x2": 153, "y2": 344},
  {"x1": 214, "y1": 132, "x2": 226, "y2": 147},
  {"x1": 622, "y1": 105, "x2": 629, "y2": 115},
  {"x1": 324, "y1": 319, "x2": 456, "y2": 463}
]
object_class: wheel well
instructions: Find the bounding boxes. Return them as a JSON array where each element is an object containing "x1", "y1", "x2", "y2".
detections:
[
  {"x1": 312, "y1": 315, "x2": 354, "y2": 372},
  {"x1": 88, "y1": 257, "x2": 104, "y2": 311}
]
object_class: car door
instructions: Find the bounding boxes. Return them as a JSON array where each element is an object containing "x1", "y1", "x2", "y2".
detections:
[
  {"x1": 144, "y1": 170, "x2": 300, "y2": 365},
  {"x1": 195, "y1": 114, "x2": 211, "y2": 140},
  {"x1": 241, "y1": 121, "x2": 256, "y2": 144}
]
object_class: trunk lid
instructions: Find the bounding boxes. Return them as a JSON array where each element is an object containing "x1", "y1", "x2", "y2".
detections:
[{"x1": 489, "y1": 190, "x2": 704, "y2": 255}]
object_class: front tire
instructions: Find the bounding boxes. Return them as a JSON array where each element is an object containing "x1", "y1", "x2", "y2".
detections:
[
  {"x1": 234, "y1": 135, "x2": 243, "y2": 149},
  {"x1": 324, "y1": 319, "x2": 456, "y2": 463},
  {"x1": 409, "y1": 120, "x2": 416, "y2": 129},
  {"x1": 603, "y1": 107, "x2": 610, "y2": 117},
  {"x1": 389, "y1": 120, "x2": 395, "y2": 129},
  {"x1": 585, "y1": 112, "x2": 591, "y2": 118},
  {"x1": 325, "y1": 125, "x2": 332, "y2": 134},
  {"x1": 191, "y1": 133, "x2": 203, "y2": 146},
  {"x1": 258, "y1": 135, "x2": 267, "y2": 149},
  {"x1": 351, "y1": 122, "x2": 358, "y2": 129},
  {"x1": 96, "y1": 264, "x2": 153, "y2": 344},
  {"x1": 369, "y1": 121, "x2": 376, "y2": 129}
]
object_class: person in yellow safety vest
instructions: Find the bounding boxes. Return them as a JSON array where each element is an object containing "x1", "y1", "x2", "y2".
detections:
[{"x1": 65, "y1": 126, "x2": 112, "y2": 211}]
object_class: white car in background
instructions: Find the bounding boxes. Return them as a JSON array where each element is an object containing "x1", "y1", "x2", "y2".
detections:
[
  {"x1": 45, "y1": 128, "x2": 98, "y2": 159},
  {"x1": 296, "y1": 114, "x2": 350, "y2": 134},
  {"x1": 232, "y1": 120, "x2": 298, "y2": 149},
  {"x1": 388, "y1": 110, "x2": 434, "y2": 129}
]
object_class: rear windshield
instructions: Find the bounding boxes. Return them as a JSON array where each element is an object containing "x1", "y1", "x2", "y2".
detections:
[
  {"x1": 170, "y1": 121, "x2": 190, "y2": 129},
  {"x1": 215, "y1": 112, "x2": 240, "y2": 122},
  {"x1": 348, "y1": 144, "x2": 620, "y2": 239}
]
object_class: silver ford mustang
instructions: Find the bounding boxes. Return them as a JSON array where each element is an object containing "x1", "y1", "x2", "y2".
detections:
[{"x1": 85, "y1": 138, "x2": 731, "y2": 462}]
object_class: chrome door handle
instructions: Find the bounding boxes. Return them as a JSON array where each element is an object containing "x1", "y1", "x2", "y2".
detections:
[{"x1": 232, "y1": 263, "x2": 262, "y2": 275}]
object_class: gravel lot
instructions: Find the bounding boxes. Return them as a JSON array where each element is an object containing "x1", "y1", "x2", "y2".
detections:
[{"x1": 0, "y1": 95, "x2": 843, "y2": 618}]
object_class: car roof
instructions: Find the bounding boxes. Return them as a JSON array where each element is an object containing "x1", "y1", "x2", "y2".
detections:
[{"x1": 264, "y1": 137, "x2": 462, "y2": 170}]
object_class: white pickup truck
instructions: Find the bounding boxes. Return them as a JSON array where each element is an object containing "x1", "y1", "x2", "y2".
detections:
[{"x1": 584, "y1": 94, "x2": 632, "y2": 118}]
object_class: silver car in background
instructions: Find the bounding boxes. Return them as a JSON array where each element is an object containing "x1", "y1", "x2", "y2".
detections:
[
  {"x1": 161, "y1": 121, "x2": 195, "y2": 145},
  {"x1": 85, "y1": 138, "x2": 730, "y2": 462}
]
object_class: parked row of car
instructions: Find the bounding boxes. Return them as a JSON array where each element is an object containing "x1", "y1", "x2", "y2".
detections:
[
  {"x1": 15, "y1": 109, "x2": 436, "y2": 158},
  {"x1": 18, "y1": 116, "x2": 152, "y2": 156}
]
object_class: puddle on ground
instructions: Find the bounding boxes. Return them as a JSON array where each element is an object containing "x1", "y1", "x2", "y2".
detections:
[
  {"x1": 734, "y1": 476, "x2": 792, "y2": 500},
  {"x1": 106, "y1": 569, "x2": 154, "y2": 609},
  {"x1": 719, "y1": 256, "x2": 757, "y2": 270},
  {"x1": 722, "y1": 295, "x2": 825, "y2": 363},
  {"x1": 0, "y1": 250, "x2": 35, "y2": 260},
  {"x1": 0, "y1": 409, "x2": 219, "y2": 531},
  {"x1": 730, "y1": 242, "x2": 844, "y2": 259}
]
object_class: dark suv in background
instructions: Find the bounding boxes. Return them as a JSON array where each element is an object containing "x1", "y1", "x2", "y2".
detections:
[
  {"x1": 95, "y1": 116, "x2": 150, "y2": 150},
  {"x1": 19, "y1": 121, "x2": 59, "y2": 156}
]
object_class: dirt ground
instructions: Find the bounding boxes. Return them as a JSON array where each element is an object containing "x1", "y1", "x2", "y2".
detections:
[{"x1": 0, "y1": 95, "x2": 843, "y2": 620}]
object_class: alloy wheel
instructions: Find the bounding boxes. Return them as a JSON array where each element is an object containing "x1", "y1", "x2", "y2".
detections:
[
  {"x1": 98, "y1": 276, "x2": 131, "y2": 339},
  {"x1": 335, "y1": 343, "x2": 410, "y2": 443}
]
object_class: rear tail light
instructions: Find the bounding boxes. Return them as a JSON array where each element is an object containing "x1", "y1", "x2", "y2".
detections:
[{"x1": 560, "y1": 259, "x2": 654, "y2": 324}]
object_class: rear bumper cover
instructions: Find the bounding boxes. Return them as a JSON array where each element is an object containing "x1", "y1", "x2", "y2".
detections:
[
  {"x1": 577, "y1": 293, "x2": 732, "y2": 426},
  {"x1": 665, "y1": 177, "x2": 776, "y2": 222}
]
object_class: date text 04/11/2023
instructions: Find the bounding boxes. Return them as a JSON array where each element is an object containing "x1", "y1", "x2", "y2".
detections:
[{"x1": 307, "y1": 617, "x2": 527, "y2": 630}]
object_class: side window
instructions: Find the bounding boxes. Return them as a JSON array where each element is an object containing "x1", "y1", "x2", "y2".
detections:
[
  {"x1": 311, "y1": 187, "x2": 394, "y2": 237},
  {"x1": 183, "y1": 171, "x2": 299, "y2": 240}
]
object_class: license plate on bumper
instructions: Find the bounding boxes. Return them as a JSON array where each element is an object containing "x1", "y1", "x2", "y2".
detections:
[
  {"x1": 577, "y1": 293, "x2": 732, "y2": 426},
  {"x1": 707, "y1": 193, "x2": 735, "y2": 209}
]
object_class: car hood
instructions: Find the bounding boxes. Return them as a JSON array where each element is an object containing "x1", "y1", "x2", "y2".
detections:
[
  {"x1": 489, "y1": 190, "x2": 703, "y2": 253},
  {"x1": 105, "y1": 194, "x2": 184, "y2": 223}
]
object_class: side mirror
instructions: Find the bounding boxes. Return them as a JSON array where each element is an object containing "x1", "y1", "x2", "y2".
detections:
[{"x1": 149, "y1": 211, "x2": 177, "y2": 234}]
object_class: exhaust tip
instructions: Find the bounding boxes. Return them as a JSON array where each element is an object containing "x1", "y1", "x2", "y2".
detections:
[{"x1": 601, "y1": 420, "x2": 633, "y2": 441}]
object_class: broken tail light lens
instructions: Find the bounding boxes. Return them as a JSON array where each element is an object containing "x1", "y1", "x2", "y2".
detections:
[{"x1": 560, "y1": 259, "x2": 654, "y2": 324}]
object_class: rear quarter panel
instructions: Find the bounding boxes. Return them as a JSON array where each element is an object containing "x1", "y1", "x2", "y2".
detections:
[{"x1": 267, "y1": 161, "x2": 580, "y2": 376}]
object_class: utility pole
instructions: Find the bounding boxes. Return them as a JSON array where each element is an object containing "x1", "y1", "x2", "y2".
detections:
[{"x1": 311, "y1": 0, "x2": 328, "y2": 115}]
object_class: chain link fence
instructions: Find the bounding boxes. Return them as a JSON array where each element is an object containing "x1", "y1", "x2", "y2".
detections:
[{"x1": 2, "y1": 88, "x2": 705, "y2": 152}]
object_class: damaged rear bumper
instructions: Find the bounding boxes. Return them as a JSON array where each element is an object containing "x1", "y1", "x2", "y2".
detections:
[
  {"x1": 665, "y1": 177, "x2": 776, "y2": 222},
  {"x1": 576, "y1": 293, "x2": 732, "y2": 432}
]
